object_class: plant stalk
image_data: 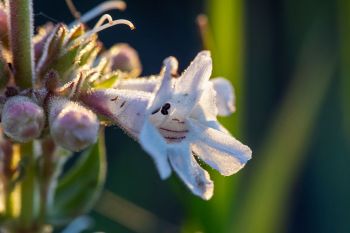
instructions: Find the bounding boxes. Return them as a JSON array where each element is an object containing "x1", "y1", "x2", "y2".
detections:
[
  {"x1": 8, "y1": 0, "x2": 34, "y2": 88},
  {"x1": 18, "y1": 142, "x2": 38, "y2": 231}
]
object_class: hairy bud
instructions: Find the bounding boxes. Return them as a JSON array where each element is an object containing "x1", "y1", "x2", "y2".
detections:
[
  {"x1": 49, "y1": 97, "x2": 99, "y2": 152},
  {"x1": 106, "y1": 43, "x2": 142, "y2": 77},
  {"x1": 1, "y1": 96, "x2": 45, "y2": 142}
]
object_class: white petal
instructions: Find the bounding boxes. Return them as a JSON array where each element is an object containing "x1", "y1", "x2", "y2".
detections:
[
  {"x1": 187, "y1": 119, "x2": 252, "y2": 167},
  {"x1": 176, "y1": 51, "x2": 212, "y2": 94},
  {"x1": 171, "y1": 51, "x2": 213, "y2": 118},
  {"x1": 114, "y1": 76, "x2": 160, "y2": 92},
  {"x1": 168, "y1": 144, "x2": 214, "y2": 200},
  {"x1": 211, "y1": 77, "x2": 236, "y2": 116},
  {"x1": 203, "y1": 120, "x2": 231, "y2": 135},
  {"x1": 148, "y1": 57, "x2": 177, "y2": 111},
  {"x1": 139, "y1": 119, "x2": 172, "y2": 179},
  {"x1": 192, "y1": 141, "x2": 245, "y2": 176},
  {"x1": 190, "y1": 82, "x2": 218, "y2": 122}
]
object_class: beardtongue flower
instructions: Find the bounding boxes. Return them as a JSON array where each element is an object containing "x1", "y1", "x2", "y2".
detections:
[
  {"x1": 1, "y1": 96, "x2": 45, "y2": 142},
  {"x1": 82, "y1": 51, "x2": 252, "y2": 200},
  {"x1": 138, "y1": 51, "x2": 252, "y2": 200},
  {"x1": 48, "y1": 97, "x2": 99, "y2": 152}
]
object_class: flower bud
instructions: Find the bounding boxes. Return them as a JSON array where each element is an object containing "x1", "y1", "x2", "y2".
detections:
[
  {"x1": 1, "y1": 96, "x2": 45, "y2": 142},
  {"x1": 106, "y1": 43, "x2": 142, "y2": 77},
  {"x1": 49, "y1": 98, "x2": 99, "y2": 152}
]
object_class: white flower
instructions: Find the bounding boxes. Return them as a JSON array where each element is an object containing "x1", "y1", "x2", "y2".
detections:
[
  {"x1": 81, "y1": 51, "x2": 251, "y2": 200},
  {"x1": 139, "y1": 51, "x2": 252, "y2": 200}
]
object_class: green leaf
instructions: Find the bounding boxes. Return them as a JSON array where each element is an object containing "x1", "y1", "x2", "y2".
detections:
[{"x1": 49, "y1": 131, "x2": 106, "y2": 225}]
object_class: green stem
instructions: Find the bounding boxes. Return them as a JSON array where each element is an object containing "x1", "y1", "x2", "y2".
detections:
[
  {"x1": 19, "y1": 142, "x2": 38, "y2": 230},
  {"x1": 38, "y1": 138, "x2": 56, "y2": 225},
  {"x1": 9, "y1": 0, "x2": 34, "y2": 88}
]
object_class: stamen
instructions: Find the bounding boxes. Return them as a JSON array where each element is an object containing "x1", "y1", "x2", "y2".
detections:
[
  {"x1": 77, "y1": 17, "x2": 135, "y2": 41},
  {"x1": 93, "y1": 14, "x2": 114, "y2": 29},
  {"x1": 69, "y1": 1, "x2": 126, "y2": 27}
]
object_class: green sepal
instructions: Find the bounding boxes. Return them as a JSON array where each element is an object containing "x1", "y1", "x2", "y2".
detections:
[
  {"x1": 48, "y1": 130, "x2": 106, "y2": 225},
  {"x1": 50, "y1": 45, "x2": 80, "y2": 82},
  {"x1": 36, "y1": 24, "x2": 67, "y2": 81},
  {"x1": 92, "y1": 72, "x2": 119, "y2": 89}
]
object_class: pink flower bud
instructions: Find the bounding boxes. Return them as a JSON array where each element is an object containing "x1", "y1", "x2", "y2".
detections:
[
  {"x1": 49, "y1": 98, "x2": 99, "y2": 152},
  {"x1": 1, "y1": 96, "x2": 45, "y2": 142},
  {"x1": 106, "y1": 43, "x2": 142, "y2": 77}
]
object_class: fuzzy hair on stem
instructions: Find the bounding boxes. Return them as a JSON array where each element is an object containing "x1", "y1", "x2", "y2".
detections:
[{"x1": 8, "y1": 0, "x2": 34, "y2": 88}]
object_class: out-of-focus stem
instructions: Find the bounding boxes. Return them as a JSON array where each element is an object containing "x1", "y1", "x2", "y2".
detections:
[
  {"x1": 38, "y1": 140, "x2": 53, "y2": 224},
  {"x1": 337, "y1": 0, "x2": 350, "y2": 138},
  {"x1": 3, "y1": 144, "x2": 20, "y2": 219},
  {"x1": 8, "y1": 0, "x2": 34, "y2": 88},
  {"x1": 231, "y1": 35, "x2": 335, "y2": 233},
  {"x1": 19, "y1": 142, "x2": 38, "y2": 230}
]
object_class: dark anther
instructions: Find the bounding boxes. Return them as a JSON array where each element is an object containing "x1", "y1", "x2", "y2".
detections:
[
  {"x1": 120, "y1": 101, "x2": 126, "y2": 108},
  {"x1": 151, "y1": 108, "x2": 160, "y2": 115},
  {"x1": 161, "y1": 103, "x2": 171, "y2": 115},
  {"x1": 110, "y1": 96, "x2": 119, "y2": 101},
  {"x1": 5, "y1": 86, "x2": 18, "y2": 97}
]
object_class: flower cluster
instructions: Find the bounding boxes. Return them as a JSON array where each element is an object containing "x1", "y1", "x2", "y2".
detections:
[{"x1": 0, "y1": 1, "x2": 251, "y2": 202}]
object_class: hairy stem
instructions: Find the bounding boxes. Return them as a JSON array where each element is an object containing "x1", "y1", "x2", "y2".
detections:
[{"x1": 8, "y1": 0, "x2": 34, "y2": 88}]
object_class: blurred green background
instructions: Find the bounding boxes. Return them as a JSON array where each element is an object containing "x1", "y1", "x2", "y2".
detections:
[{"x1": 34, "y1": 0, "x2": 350, "y2": 232}]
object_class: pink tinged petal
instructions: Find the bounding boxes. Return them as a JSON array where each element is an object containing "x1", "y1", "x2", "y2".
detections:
[
  {"x1": 81, "y1": 89, "x2": 151, "y2": 118},
  {"x1": 81, "y1": 89, "x2": 152, "y2": 137},
  {"x1": 139, "y1": 119, "x2": 172, "y2": 179},
  {"x1": 187, "y1": 119, "x2": 252, "y2": 169},
  {"x1": 171, "y1": 51, "x2": 213, "y2": 117},
  {"x1": 211, "y1": 77, "x2": 236, "y2": 116},
  {"x1": 168, "y1": 144, "x2": 214, "y2": 200}
]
